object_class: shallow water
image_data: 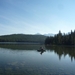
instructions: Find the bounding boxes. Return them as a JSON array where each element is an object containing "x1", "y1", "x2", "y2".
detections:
[{"x1": 0, "y1": 44, "x2": 75, "y2": 75}]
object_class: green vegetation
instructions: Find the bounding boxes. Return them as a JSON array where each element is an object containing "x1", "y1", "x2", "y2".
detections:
[
  {"x1": 0, "y1": 34, "x2": 46, "y2": 44},
  {"x1": 45, "y1": 30, "x2": 75, "y2": 45}
]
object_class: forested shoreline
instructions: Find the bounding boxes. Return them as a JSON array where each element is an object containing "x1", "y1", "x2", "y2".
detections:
[
  {"x1": 0, "y1": 34, "x2": 46, "y2": 44},
  {"x1": 1, "y1": 30, "x2": 75, "y2": 45},
  {"x1": 45, "y1": 30, "x2": 75, "y2": 45}
]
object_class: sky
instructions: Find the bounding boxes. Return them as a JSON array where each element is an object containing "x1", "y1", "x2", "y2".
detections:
[{"x1": 0, "y1": 0, "x2": 75, "y2": 35}]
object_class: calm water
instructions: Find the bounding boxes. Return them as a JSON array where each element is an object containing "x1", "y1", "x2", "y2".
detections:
[{"x1": 0, "y1": 44, "x2": 75, "y2": 75}]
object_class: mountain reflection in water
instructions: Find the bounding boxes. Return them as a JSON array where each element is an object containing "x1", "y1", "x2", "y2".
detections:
[
  {"x1": 0, "y1": 44, "x2": 75, "y2": 75},
  {"x1": 0, "y1": 44, "x2": 75, "y2": 61}
]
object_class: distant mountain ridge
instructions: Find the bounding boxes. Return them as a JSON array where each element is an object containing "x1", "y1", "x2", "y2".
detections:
[
  {"x1": 35, "y1": 33, "x2": 55, "y2": 36},
  {"x1": 44, "y1": 33, "x2": 54, "y2": 36}
]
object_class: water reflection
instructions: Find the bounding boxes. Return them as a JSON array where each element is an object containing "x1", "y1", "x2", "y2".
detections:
[
  {"x1": 0, "y1": 44, "x2": 45, "y2": 50},
  {"x1": 0, "y1": 44, "x2": 75, "y2": 74},
  {"x1": 45, "y1": 45, "x2": 75, "y2": 61},
  {"x1": 0, "y1": 44, "x2": 75, "y2": 61},
  {"x1": 37, "y1": 50, "x2": 46, "y2": 55},
  {"x1": 0, "y1": 44, "x2": 47, "y2": 55}
]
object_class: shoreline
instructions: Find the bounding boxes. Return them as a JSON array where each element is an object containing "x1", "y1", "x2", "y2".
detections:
[{"x1": 0, "y1": 42, "x2": 44, "y2": 45}]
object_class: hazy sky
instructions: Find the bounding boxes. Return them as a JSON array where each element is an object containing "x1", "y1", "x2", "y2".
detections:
[{"x1": 0, "y1": 0, "x2": 75, "y2": 35}]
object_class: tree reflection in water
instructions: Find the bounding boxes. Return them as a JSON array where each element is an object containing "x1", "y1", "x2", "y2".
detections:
[
  {"x1": 45, "y1": 45, "x2": 75, "y2": 61},
  {"x1": 0, "y1": 44, "x2": 75, "y2": 61}
]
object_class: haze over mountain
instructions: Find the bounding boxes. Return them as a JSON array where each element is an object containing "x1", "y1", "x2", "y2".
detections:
[
  {"x1": 44, "y1": 33, "x2": 55, "y2": 36},
  {"x1": 35, "y1": 33, "x2": 55, "y2": 36}
]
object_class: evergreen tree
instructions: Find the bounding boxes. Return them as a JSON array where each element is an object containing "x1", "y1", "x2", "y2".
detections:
[{"x1": 45, "y1": 30, "x2": 75, "y2": 45}]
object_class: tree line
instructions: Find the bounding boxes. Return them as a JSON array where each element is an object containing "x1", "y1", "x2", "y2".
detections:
[
  {"x1": 45, "y1": 30, "x2": 75, "y2": 45},
  {"x1": 0, "y1": 34, "x2": 46, "y2": 44}
]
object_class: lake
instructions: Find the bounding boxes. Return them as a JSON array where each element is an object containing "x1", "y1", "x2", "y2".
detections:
[{"x1": 0, "y1": 44, "x2": 75, "y2": 75}]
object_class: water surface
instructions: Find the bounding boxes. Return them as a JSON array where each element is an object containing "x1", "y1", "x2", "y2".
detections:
[{"x1": 0, "y1": 44, "x2": 75, "y2": 75}]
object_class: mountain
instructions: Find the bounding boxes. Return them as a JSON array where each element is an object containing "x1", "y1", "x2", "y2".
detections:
[
  {"x1": 0, "y1": 34, "x2": 47, "y2": 44},
  {"x1": 35, "y1": 33, "x2": 55, "y2": 36},
  {"x1": 35, "y1": 33, "x2": 42, "y2": 35},
  {"x1": 44, "y1": 33, "x2": 55, "y2": 36}
]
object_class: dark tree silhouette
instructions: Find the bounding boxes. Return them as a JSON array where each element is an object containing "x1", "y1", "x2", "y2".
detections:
[{"x1": 45, "y1": 30, "x2": 75, "y2": 45}]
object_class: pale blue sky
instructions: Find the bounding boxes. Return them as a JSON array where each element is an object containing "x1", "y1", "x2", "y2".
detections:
[{"x1": 0, "y1": 0, "x2": 75, "y2": 35}]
